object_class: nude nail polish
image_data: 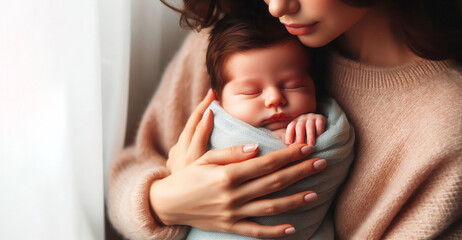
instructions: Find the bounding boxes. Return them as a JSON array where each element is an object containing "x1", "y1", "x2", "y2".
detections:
[
  {"x1": 304, "y1": 193, "x2": 318, "y2": 202},
  {"x1": 284, "y1": 227, "x2": 296, "y2": 235},
  {"x1": 313, "y1": 159, "x2": 327, "y2": 171},
  {"x1": 301, "y1": 145, "x2": 314, "y2": 155},
  {"x1": 243, "y1": 143, "x2": 258, "y2": 153}
]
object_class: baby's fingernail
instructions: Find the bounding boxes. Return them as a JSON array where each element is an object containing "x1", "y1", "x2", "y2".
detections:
[
  {"x1": 284, "y1": 227, "x2": 296, "y2": 235},
  {"x1": 301, "y1": 145, "x2": 314, "y2": 155},
  {"x1": 313, "y1": 159, "x2": 327, "y2": 171},
  {"x1": 243, "y1": 143, "x2": 258, "y2": 153},
  {"x1": 304, "y1": 192, "x2": 318, "y2": 203}
]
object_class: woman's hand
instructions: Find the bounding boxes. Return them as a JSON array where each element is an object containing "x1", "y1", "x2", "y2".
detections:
[
  {"x1": 151, "y1": 90, "x2": 327, "y2": 238},
  {"x1": 151, "y1": 145, "x2": 325, "y2": 237},
  {"x1": 166, "y1": 89, "x2": 217, "y2": 173}
]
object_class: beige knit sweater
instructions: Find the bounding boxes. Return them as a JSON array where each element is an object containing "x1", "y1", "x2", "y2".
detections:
[{"x1": 107, "y1": 30, "x2": 462, "y2": 239}]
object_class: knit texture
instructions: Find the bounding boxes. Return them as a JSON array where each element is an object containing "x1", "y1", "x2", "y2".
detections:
[
  {"x1": 107, "y1": 30, "x2": 462, "y2": 239},
  {"x1": 327, "y1": 53, "x2": 462, "y2": 239}
]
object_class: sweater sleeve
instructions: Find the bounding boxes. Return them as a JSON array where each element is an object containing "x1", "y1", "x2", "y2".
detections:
[{"x1": 107, "y1": 29, "x2": 211, "y2": 240}]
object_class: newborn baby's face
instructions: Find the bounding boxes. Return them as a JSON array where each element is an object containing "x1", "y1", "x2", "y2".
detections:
[{"x1": 220, "y1": 40, "x2": 316, "y2": 131}]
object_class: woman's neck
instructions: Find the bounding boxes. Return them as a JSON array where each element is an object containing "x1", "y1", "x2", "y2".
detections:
[{"x1": 336, "y1": 6, "x2": 421, "y2": 66}]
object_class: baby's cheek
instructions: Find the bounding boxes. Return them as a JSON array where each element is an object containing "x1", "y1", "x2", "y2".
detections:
[{"x1": 273, "y1": 129, "x2": 287, "y2": 143}]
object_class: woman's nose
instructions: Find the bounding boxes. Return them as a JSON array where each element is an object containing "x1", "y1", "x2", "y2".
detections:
[
  {"x1": 266, "y1": 0, "x2": 300, "y2": 18},
  {"x1": 265, "y1": 88, "x2": 287, "y2": 108}
]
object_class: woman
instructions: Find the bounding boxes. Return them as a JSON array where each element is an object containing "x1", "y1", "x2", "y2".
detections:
[{"x1": 107, "y1": 0, "x2": 462, "y2": 239}]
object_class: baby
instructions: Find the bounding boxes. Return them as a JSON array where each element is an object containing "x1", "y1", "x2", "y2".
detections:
[
  {"x1": 207, "y1": 17, "x2": 326, "y2": 146},
  {"x1": 187, "y1": 15, "x2": 355, "y2": 240}
]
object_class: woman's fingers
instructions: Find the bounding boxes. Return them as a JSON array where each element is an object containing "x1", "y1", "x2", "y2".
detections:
[
  {"x1": 229, "y1": 220, "x2": 295, "y2": 238},
  {"x1": 237, "y1": 191, "x2": 317, "y2": 217},
  {"x1": 167, "y1": 90, "x2": 215, "y2": 172},
  {"x1": 178, "y1": 89, "x2": 216, "y2": 148},
  {"x1": 187, "y1": 109, "x2": 214, "y2": 164},
  {"x1": 166, "y1": 144, "x2": 177, "y2": 170},
  {"x1": 229, "y1": 191, "x2": 319, "y2": 237},
  {"x1": 235, "y1": 158, "x2": 326, "y2": 203},
  {"x1": 197, "y1": 143, "x2": 260, "y2": 165},
  {"x1": 228, "y1": 144, "x2": 314, "y2": 184}
]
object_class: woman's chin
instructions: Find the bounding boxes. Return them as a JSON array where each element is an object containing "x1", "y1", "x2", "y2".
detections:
[{"x1": 297, "y1": 35, "x2": 336, "y2": 48}]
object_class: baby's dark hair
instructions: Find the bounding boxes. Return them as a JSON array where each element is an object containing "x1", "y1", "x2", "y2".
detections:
[{"x1": 206, "y1": 15, "x2": 309, "y2": 98}]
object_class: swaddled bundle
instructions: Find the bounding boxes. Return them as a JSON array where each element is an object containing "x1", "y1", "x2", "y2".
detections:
[{"x1": 187, "y1": 98, "x2": 355, "y2": 240}]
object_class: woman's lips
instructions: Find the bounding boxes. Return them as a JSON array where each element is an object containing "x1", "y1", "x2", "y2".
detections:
[{"x1": 284, "y1": 22, "x2": 319, "y2": 35}]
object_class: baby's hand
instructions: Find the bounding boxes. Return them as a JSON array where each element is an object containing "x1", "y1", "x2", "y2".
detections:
[{"x1": 285, "y1": 114, "x2": 326, "y2": 146}]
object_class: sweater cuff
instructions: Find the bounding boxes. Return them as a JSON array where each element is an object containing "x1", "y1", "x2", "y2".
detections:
[
  {"x1": 108, "y1": 154, "x2": 189, "y2": 240},
  {"x1": 132, "y1": 166, "x2": 189, "y2": 240}
]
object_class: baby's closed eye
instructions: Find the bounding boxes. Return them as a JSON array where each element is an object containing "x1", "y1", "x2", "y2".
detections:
[
  {"x1": 238, "y1": 86, "x2": 262, "y2": 95},
  {"x1": 281, "y1": 79, "x2": 307, "y2": 91}
]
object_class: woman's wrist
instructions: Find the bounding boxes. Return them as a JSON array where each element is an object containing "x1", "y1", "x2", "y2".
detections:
[{"x1": 149, "y1": 179, "x2": 171, "y2": 226}]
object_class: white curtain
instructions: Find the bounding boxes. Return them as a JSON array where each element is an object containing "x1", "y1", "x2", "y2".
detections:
[
  {"x1": 99, "y1": 0, "x2": 131, "y2": 198},
  {"x1": 0, "y1": 0, "x2": 187, "y2": 239},
  {"x1": 0, "y1": 0, "x2": 109, "y2": 239}
]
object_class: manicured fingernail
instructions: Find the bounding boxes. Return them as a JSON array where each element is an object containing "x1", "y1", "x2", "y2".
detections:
[
  {"x1": 243, "y1": 143, "x2": 258, "y2": 153},
  {"x1": 203, "y1": 109, "x2": 211, "y2": 118},
  {"x1": 301, "y1": 145, "x2": 314, "y2": 155},
  {"x1": 304, "y1": 193, "x2": 318, "y2": 202},
  {"x1": 313, "y1": 159, "x2": 326, "y2": 171},
  {"x1": 284, "y1": 227, "x2": 296, "y2": 235}
]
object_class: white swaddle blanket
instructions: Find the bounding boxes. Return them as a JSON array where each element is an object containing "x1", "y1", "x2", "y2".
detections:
[{"x1": 187, "y1": 98, "x2": 355, "y2": 240}]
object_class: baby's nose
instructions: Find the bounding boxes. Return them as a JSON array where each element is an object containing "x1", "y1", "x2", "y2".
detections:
[{"x1": 264, "y1": 88, "x2": 287, "y2": 108}]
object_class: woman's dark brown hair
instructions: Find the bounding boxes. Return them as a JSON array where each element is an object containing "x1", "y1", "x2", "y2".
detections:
[{"x1": 161, "y1": 0, "x2": 462, "y2": 64}]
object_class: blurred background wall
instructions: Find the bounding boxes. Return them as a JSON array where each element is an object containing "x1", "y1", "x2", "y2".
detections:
[
  {"x1": 101, "y1": 0, "x2": 189, "y2": 239},
  {"x1": 105, "y1": 0, "x2": 188, "y2": 239}
]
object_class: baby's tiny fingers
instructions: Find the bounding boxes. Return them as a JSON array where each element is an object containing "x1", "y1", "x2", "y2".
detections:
[
  {"x1": 306, "y1": 119, "x2": 316, "y2": 146},
  {"x1": 295, "y1": 120, "x2": 306, "y2": 144},
  {"x1": 315, "y1": 118, "x2": 326, "y2": 137},
  {"x1": 285, "y1": 121, "x2": 296, "y2": 145}
]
